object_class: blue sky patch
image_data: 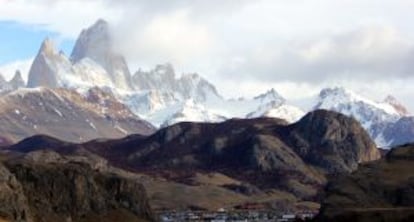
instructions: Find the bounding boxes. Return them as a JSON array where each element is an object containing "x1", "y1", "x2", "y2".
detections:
[{"x1": 0, "y1": 21, "x2": 75, "y2": 65}]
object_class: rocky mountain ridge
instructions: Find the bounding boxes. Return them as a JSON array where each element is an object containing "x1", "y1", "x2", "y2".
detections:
[
  {"x1": 0, "y1": 87, "x2": 154, "y2": 144},
  {"x1": 4, "y1": 109, "x2": 381, "y2": 211}
]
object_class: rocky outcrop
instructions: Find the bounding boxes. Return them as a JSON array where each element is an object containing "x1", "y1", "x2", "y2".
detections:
[
  {"x1": 122, "y1": 110, "x2": 379, "y2": 174},
  {"x1": 316, "y1": 143, "x2": 414, "y2": 222},
  {"x1": 0, "y1": 162, "x2": 32, "y2": 222},
  {"x1": 281, "y1": 110, "x2": 380, "y2": 172},
  {"x1": 0, "y1": 150, "x2": 155, "y2": 222}
]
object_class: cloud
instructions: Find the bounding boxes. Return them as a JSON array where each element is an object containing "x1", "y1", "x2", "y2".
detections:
[
  {"x1": 0, "y1": 58, "x2": 33, "y2": 81},
  {"x1": 220, "y1": 26, "x2": 414, "y2": 83},
  {"x1": 114, "y1": 9, "x2": 214, "y2": 67},
  {"x1": 0, "y1": 0, "x2": 122, "y2": 38}
]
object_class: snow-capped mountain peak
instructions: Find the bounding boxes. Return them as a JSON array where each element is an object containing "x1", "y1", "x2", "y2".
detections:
[
  {"x1": 314, "y1": 87, "x2": 406, "y2": 147},
  {"x1": 254, "y1": 88, "x2": 286, "y2": 105},
  {"x1": 27, "y1": 19, "x2": 134, "y2": 91},
  {"x1": 316, "y1": 87, "x2": 399, "y2": 116},
  {"x1": 71, "y1": 19, "x2": 132, "y2": 90},
  {"x1": 132, "y1": 63, "x2": 221, "y2": 103}
]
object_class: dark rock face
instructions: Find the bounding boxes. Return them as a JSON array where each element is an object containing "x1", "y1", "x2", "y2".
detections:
[
  {"x1": 0, "y1": 163, "x2": 32, "y2": 222},
  {"x1": 316, "y1": 143, "x2": 414, "y2": 222},
  {"x1": 0, "y1": 151, "x2": 155, "y2": 222},
  {"x1": 123, "y1": 110, "x2": 379, "y2": 174},
  {"x1": 281, "y1": 110, "x2": 380, "y2": 172}
]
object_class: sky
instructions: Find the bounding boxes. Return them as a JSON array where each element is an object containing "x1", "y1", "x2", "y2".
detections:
[{"x1": 0, "y1": 0, "x2": 413, "y2": 110}]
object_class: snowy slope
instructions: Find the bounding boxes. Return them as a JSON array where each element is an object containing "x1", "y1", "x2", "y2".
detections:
[
  {"x1": 118, "y1": 85, "x2": 305, "y2": 127},
  {"x1": 247, "y1": 103, "x2": 305, "y2": 123},
  {"x1": 160, "y1": 100, "x2": 226, "y2": 127},
  {"x1": 314, "y1": 87, "x2": 404, "y2": 146}
]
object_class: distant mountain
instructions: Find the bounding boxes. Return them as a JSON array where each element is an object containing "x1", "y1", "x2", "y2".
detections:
[
  {"x1": 316, "y1": 143, "x2": 414, "y2": 222},
  {"x1": 71, "y1": 19, "x2": 133, "y2": 90},
  {"x1": 24, "y1": 19, "x2": 304, "y2": 130},
  {"x1": 0, "y1": 87, "x2": 154, "y2": 143},
  {"x1": 27, "y1": 38, "x2": 71, "y2": 88},
  {"x1": 121, "y1": 64, "x2": 304, "y2": 127},
  {"x1": 6, "y1": 110, "x2": 380, "y2": 211},
  {"x1": 27, "y1": 20, "x2": 132, "y2": 90},
  {"x1": 132, "y1": 63, "x2": 221, "y2": 102},
  {"x1": 313, "y1": 87, "x2": 413, "y2": 147},
  {"x1": 382, "y1": 116, "x2": 414, "y2": 146},
  {"x1": 8, "y1": 70, "x2": 25, "y2": 89},
  {"x1": 0, "y1": 70, "x2": 25, "y2": 92}
]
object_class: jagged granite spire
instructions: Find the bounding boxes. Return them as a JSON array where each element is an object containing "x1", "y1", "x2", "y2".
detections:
[
  {"x1": 70, "y1": 19, "x2": 133, "y2": 90},
  {"x1": 9, "y1": 70, "x2": 25, "y2": 89},
  {"x1": 71, "y1": 19, "x2": 110, "y2": 63},
  {"x1": 132, "y1": 63, "x2": 222, "y2": 102},
  {"x1": 27, "y1": 38, "x2": 71, "y2": 88},
  {"x1": 27, "y1": 38, "x2": 58, "y2": 88}
]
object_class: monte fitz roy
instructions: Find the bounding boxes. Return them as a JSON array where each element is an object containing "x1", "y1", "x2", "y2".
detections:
[
  {"x1": 0, "y1": 19, "x2": 413, "y2": 148},
  {"x1": 0, "y1": 18, "x2": 414, "y2": 222}
]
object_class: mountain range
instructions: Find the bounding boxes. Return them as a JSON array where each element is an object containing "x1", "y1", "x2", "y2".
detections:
[
  {"x1": 1, "y1": 18, "x2": 414, "y2": 221},
  {"x1": 0, "y1": 19, "x2": 413, "y2": 148}
]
